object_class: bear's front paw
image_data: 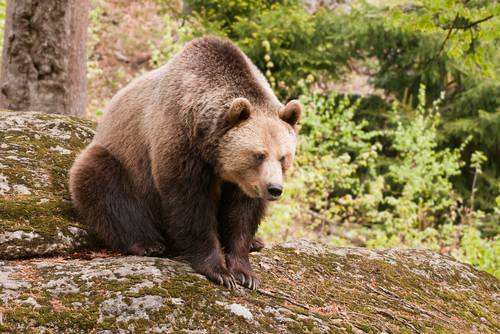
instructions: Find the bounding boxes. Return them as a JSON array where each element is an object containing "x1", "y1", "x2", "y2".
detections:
[
  {"x1": 226, "y1": 255, "x2": 259, "y2": 290},
  {"x1": 198, "y1": 266, "x2": 237, "y2": 289}
]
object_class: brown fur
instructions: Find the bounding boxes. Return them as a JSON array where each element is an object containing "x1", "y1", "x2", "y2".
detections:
[{"x1": 69, "y1": 36, "x2": 301, "y2": 289}]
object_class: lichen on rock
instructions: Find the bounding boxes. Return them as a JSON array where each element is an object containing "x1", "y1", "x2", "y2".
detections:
[
  {"x1": 0, "y1": 111, "x2": 97, "y2": 259},
  {"x1": 0, "y1": 242, "x2": 498, "y2": 333}
]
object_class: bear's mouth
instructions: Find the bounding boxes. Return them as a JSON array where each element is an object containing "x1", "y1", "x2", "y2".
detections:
[
  {"x1": 237, "y1": 183, "x2": 261, "y2": 199},
  {"x1": 238, "y1": 183, "x2": 282, "y2": 201},
  {"x1": 246, "y1": 184, "x2": 261, "y2": 199}
]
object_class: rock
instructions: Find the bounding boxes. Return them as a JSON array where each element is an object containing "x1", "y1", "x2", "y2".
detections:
[
  {"x1": 0, "y1": 242, "x2": 498, "y2": 333},
  {"x1": 0, "y1": 111, "x2": 97, "y2": 259},
  {"x1": 226, "y1": 303, "x2": 254, "y2": 321}
]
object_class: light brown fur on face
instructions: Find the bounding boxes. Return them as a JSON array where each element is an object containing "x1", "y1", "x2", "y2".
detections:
[{"x1": 217, "y1": 103, "x2": 298, "y2": 201}]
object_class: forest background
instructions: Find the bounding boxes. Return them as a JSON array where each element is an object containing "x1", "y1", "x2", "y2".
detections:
[{"x1": 0, "y1": 0, "x2": 497, "y2": 277}]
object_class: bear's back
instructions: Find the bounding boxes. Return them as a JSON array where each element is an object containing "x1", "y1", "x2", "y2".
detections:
[
  {"x1": 159, "y1": 37, "x2": 280, "y2": 109},
  {"x1": 97, "y1": 37, "x2": 279, "y2": 138}
]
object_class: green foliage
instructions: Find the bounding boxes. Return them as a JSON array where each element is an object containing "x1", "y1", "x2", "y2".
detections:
[
  {"x1": 186, "y1": 0, "x2": 282, "y2": 28},
  {"x1": 385, "y1": 88, "x2": 463, "y2": 218},
  {"x1": 386, "y1": 0, "x2": 500, "y2": 79},
  {"x1": 456, "y1": 226, "x2": 500, "y2": 278},
  {"x1": 264, "y1": 88, "x2": 499, "y2": 277},
  {"x1": 379, "y1": 0, "x2": 500, "y2": 211},
  {"x1": 367, "y1": 91, "x2": 463, "y2": 248},
  {"x1": 295, "y1": 92, "x2": 382, "y2": 225},
  {"x1": 150, "y1": 14, "x2": 186, "y2": 66}
]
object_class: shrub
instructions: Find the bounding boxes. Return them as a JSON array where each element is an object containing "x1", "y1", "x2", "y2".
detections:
[{"x1": 263, "y1": 87, "x2": 499, "y2": 277}]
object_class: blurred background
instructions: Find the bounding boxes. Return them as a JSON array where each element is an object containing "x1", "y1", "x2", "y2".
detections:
[{"x1": 0, "y1": 0, "x2": 498, "y2": 277}]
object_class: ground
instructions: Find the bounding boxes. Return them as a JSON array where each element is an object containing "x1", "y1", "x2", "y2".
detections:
[{"x1": 0, "y1": 241, "x2": 499, "y2": 333}]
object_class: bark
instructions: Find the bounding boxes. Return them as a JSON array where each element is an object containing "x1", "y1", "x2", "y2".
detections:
[{"x1": 0, "y1": 0, "x2": 89, "y2": 116}]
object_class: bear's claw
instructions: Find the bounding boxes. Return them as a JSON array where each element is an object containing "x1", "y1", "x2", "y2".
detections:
[
  {"x1": 128, "y1": 242, "x2": 166, "y2": 257},
  {"x1": 200, "y1": 266, "x2": 237, "y2": 289},
  {"x1": 227, "y1": 260, "x2": 259, "y2": 290},
  {"x1": 235, "y1": 271, "x2": 259, "y2": 290},
  {"x1": 222, "y1": 274, "x2": 237, "y2": 289},
  {"x1": 226, "y1": 253, "x2": 259, "y2": 290},
  {"x1": 249, "y1": 238, "x2": 265, "y2": 253},
  {"x1": 214, "y1": 272, "x2": 237, "y2": 289}
]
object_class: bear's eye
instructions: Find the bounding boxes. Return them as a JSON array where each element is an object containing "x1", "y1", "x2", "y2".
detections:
[
  {"x1": 254, "y1": 152, "x2": 266, "y2": 163},
  {"x1": 280, "y1": 156, "x2": 286, "y2": 164}
]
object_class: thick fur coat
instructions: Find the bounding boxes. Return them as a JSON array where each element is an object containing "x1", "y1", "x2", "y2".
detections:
[{"x1": 69, "y1": 37, "x2": 301, "y2": 289}]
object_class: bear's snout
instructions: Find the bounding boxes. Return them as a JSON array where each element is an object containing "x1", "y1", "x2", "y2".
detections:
[{"x1": 267, "y1": 183, "x2": 283, "y2": 200}]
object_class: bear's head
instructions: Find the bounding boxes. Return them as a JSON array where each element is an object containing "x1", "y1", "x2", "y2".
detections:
[{"x1": 217, "y1": 98, "x2": 301, "y2": 201}]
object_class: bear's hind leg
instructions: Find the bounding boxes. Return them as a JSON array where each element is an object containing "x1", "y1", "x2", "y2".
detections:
[{"x1": 69, "y1": 144, "x2": 165, "y2": 256}]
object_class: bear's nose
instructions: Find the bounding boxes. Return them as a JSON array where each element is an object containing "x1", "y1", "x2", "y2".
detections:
[{"x1": 267, "y1": 184, "x2": 283, "y2": 200}]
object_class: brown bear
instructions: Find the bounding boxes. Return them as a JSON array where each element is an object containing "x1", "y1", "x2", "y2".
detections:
[{"x1": 69, "y1": 36, "x2": 301, "y2": 289}]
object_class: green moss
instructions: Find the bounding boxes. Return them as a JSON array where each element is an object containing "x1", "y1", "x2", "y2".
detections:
[
  {"x1": 59, "y1": 293, "x2": 87, "y2": 305},
  {"x1": 126, "y1": 285, "x2": 167, "y2": 298},
  {"x1": 104, "y1": 275, "x2": 148, "y2": 292},
  {"x1": 161, "y1": 274, "x2": 208, "y2": 298},
  {"x1": 3, "y1": 306, "x2": 36, "y2": 324},
  {"x1": 252, "y1": 246, "x2": 500, "y2": 333},
  {"x1": 1, "y1": 112, "x2": 98, "y2": 259},
  {"x1": 0, "y1": 114, "x2": 94, "y2": 198},
  {"x1": 468, "y1": 304, "x2": 499, "y2": 328},
  {"x1": 0, "y1": 197, "x2": 93, "y2": 259},
  {"x1": 17, "y1": 294, "x2": 30, "y2": 300},
  {"x1": 0, "y1": 198, "x2": 76, "y2": 221}
]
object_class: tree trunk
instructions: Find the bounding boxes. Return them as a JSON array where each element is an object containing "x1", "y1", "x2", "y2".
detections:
[{"x1": 0, "y1": 0, "x2": 89, "y2": 116}]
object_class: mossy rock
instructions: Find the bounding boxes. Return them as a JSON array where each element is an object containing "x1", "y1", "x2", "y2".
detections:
[
  {"x1": 0, "y1": 240, "x2": 498, "y2": 333},
  {"x1": 0, "y1": 111, "x2": 97, "y2": 259}
]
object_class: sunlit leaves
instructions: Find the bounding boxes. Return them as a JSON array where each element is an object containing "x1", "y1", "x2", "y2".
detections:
[{"x1": 385, "y1": 0, "x2": 499, "y2": 79}]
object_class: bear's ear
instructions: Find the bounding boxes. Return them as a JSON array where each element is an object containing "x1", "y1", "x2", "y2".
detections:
[
  {"x1": 227, "y1": 97, "x2": 252, "y2": 125},
  {"x1": 280, "y1": 100, "x2": 302, "y2": 126}
]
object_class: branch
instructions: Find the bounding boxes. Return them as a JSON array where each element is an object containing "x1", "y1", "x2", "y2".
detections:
[
  {"x1": 257, "y1": 289, "x2": 310, "y2": 310},
  {"x1": 458, "y1": 15, "x2": 494, "y2": 30},
  {"x1": 437, "y1": 14, "x2": 459, "y2": 57},
  {"x1": 429, "y1": 13, "x2": 495, "y2": 67}
]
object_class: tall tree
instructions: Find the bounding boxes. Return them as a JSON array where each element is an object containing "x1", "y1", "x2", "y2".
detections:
[{"x1": 0, "y1": 0, "x2": 89, "y2": 116}]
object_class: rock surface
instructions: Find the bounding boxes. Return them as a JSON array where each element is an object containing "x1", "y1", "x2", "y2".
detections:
[
  {"x1": 0, "y1": 242, "x2": 498, "y2": 333},
  {"x1": 0, "y1": 111, "x2": 96, "y2": 259},
  {"x1": 0, "y1": 111, "x2": 499, "y2": 333}
]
